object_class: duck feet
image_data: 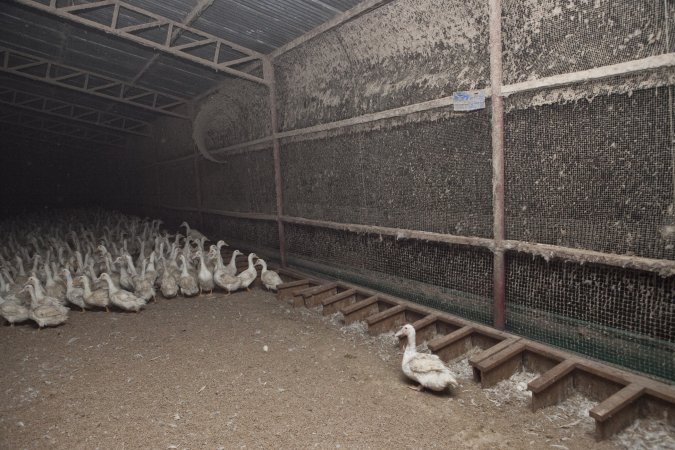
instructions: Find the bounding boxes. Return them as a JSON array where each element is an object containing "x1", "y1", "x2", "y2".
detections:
[{"x1": 407, "y1": 384, "x2": 424, "y2": 392}]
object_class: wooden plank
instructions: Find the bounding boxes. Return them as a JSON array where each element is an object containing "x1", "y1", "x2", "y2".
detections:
[
  {"x1": 277, "y1": 279, "x2": 311, "y2": 302},
  {"x1": 468, "y1": 337, "x2": 519, "y2": 366},
  {"x1": 341, "y1": 295, "x2": 378, "y2": 315},
  {"x1": 475, "y1": 341, "x2": 527, "y2": 372},
  {"x1": 427, "y1": 325, "x2": 475, "y2": 362},
  {"x1": 529, "y1": 359, "x2": 577, "y2": 393},
  {"x1": 365, "y1": 304, "x2": 406, "y2": 335},
  {"x1": 342, "y1": 297, "x2": 381, "y2": 325},
  {"x1": 590, "y1": 383, "x2": 644, "y2": 422},
  {"x1": 529, "y1": 359, "x2": 577, "y2": 411},
  {"x1": 322, "y1": 289, "x2": 357, "y2": 315},
  {"x1": 295, "y1": 282, "x2": 338, "y2": 299},
  {"x1": 304, "y1": 284, "x2": 339, "y2": 308},
  {"x1": 470, "y1": 340, "x2": 526, "y2": 388},
  {"x1": 590, "y1": 383, "x2": 645, "y2": 440}
]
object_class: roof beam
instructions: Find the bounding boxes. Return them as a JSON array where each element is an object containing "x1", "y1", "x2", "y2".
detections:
[
  {"x1": 12, "y1": 0, "x2": 268, "y2": 86},
  {"x1": 130, "y1": 0, "x2": 214, "y2": 84},
  {"x1": 0, "y1": 47, "x2": 190, "y2": 118},
  {"x1": 0, "y1": 87, "x2": 151, "y2": 136},
  {"x1": 0, "y1": 110, "x2": 126, "y2": 148}
]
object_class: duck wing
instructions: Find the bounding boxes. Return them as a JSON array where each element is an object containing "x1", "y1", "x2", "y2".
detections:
[{"x1": 409, "y1": 353, "x2": 450, "y2": 374}]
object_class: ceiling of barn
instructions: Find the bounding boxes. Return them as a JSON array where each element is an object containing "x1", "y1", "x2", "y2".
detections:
[{"x1": 0, "y1": 0, "x2": 364, "y2": 150}]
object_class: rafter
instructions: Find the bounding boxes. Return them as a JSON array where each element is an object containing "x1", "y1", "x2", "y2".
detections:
[
  {"x1": 0, "y1": 110, "x2": 126, "y2": 147},
  {"x1": 131, "y1": 0, "x2": 214, "y2": 84},
  {"x1": 0, "y1": 47, "x2": 190, "y2": 118},
  {"x1": 0, "y1": 87, "x2": 151, "y2": 136},
  {"x1": 13, "y1": 0, "x2": 268, "y2": 85}
]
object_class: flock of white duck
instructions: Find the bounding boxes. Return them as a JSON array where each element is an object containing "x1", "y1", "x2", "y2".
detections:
[{"x1": 0, "y1": 210, "x2": 283, "y2": 329}]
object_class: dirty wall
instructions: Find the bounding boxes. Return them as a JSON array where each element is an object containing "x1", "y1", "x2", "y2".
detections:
[{"x1": 129, "y1": 0, "x2": 674, "y2": 380}]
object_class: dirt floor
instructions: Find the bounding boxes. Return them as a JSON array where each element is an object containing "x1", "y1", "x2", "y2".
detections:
[{"x1": 0, "y1": 288, "x2": 672, "y2": 449}]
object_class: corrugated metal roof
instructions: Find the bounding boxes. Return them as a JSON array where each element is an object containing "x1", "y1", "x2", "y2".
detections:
[
  {"x1": 0, "y1": 0, "x2": 367, "y2": 130},
  {"x1": 193, "y1": 0, "x2": 342, "y2": 53}
]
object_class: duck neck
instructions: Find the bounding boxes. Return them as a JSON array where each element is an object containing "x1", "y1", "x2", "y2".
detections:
[
  {"x1": 102, "y1": 276, "x2": 118, "y2": 294},
  {"x1": 16, "y1": 258, "x2": 26, "y2": 277},
  {"x1": 64, "y1": 271, "x2": 73, "y2": 290},
  {"x1": 404, "y1": 331, "x2": 417, "y2": 354},
  {"x1": 248, "y1": 254, "x2": 255, "y2": 268},
  {"x1": 81, "y1": 278, "x2": 92, "y2": 297}
]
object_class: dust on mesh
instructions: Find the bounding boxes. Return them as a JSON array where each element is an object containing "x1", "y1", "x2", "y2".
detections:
[
  {"x1": 505, "y1": 85, "x2": 674, "y2": 261},
  {"x1": 285, "y1": 223, "x2": 493, "y2": 324},
  {"x1": 201, "y1": 214, "x2": 279, "y2": 251},
  {"x1": 198, "y1": 149, "x2": 276, "y2": 215},
  {"x1": 502, "y1": 0, "x2": 671, "y2": 84},
  {"x1": 281, "y1": 111, "x2": 493, "y2": 238},
  {"x1": 506, "y1": 252, "x2": 675, "y2": 381}
]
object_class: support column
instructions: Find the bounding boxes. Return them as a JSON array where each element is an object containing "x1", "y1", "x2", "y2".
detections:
[
  {"x1": 263, "y1": 58, "x2": 288, "y2": 267},
  {"x1": 489, "y1": 0, "x2": 506, "y2": 330},
  {"x1": 188, "y1": 101, "x2": 205, "y2": 231}
]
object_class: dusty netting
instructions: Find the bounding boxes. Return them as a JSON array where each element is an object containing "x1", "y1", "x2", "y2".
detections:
[
  {"x1": 505, "y1": 84, "x2": 674, "y2": 260},
  {"x1": 285, "y1": 223, "x2": 493, "y2": 324},
  {"x1": 198, "y1": 148, "x2": 276, "y2": 215},
  {"x1": 201, "y1": 214, "x2": 279, "y2": 252},
  {"x1": 505, "y1": 252, "x2": 675, "y2": 380},
  {"x1": 281, "y1": 110, "x2": 493, "y2": 236},
  {"x1": 502, "y1": 0, "x2": 671, "y2": 84}
]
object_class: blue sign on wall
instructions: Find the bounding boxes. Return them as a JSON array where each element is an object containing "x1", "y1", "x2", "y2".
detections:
[{"x1": 452, "y1": 90, "x2": 486, "y2": 111}]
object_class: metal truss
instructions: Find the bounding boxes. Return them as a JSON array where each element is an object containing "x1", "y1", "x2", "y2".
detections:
[
  {"x1": 0, "y1": 87, "x2": 151, "y2": 136},
  {"x1": 13, "y1": 0, "x2": 267, "y2": 85},
  {"x1": 0, "y1": 109, "x2": 126, "y2": 147},
  {"x1": 0, "y1": 47, "x2": 190, "y2": 118}
]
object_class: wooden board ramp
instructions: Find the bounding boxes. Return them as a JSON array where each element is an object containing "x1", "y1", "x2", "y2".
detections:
[{"x1": 274, "y1": 267, "x2": 675, "y2": 440}]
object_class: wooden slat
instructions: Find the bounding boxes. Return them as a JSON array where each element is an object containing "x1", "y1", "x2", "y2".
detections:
[
  {"x1": 529, "y1": 359, "x2": 577, "y2": 393},
  {"x1": 472, "y1": 341, "x2": 527, "y2": 371},
  {"x1": 427, "y1": 325, "x2": 474, "y2": 352},
  {"x1": 295, "y1": 282, "x2": 338, "y2": 298},
  {"x1": 469, "y1": 337, "x2": 520, "y2": 366},
  {"x1": 365, "y1": 304, "x2": 406, "y2": 326},
  {"x1": 321, "y1": 289, "x2": 358, "y2": 315},
  {"x1": 341, "y1": 295, "x2": 379, "y2": 316},
  {"x1": 590, "y1": 383, "x2": 645, "y2": 422}
]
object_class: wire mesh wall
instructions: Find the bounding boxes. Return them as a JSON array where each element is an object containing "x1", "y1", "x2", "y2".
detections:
[
  {"x1": 143, "y1": 0, "x2": 675, "y2": 381},
  {"x1": 281, "y1": 110, "x2": 493, "y2": 236},
  {"x1": 285, "y1": 223, "x2": 494, "y2": 324},
  {"x1": 504, "y1": 84, "x2": 674, "y2": 260},
  {"x1": 199, "y1": 148, "x2": 277, "y2": 215},
  {"x1": 201, "y1": 213, "x2": 279, "y2": 254},
  {"x1": 505, "y1": 251, "x2": 675, "y2": 381}
]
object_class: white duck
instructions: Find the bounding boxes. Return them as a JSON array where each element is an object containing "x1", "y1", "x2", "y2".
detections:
[
  {"x1": 159, "y1": 259, "x2": 178, "y2": 299},
  {"x1": 236, "y1": 253, "x2": 258, "y2": 291},
  {"x1": 77, "y1": 275, "x2": 110, "y2": 312},
  {"x1": 24, "y1": 284, "x2": 69, "y2": 328},
  {"x1": 180, "y1": 221, "x2": 208, "y2": 241},
  {"x1": 0, "y1": 294, "x2": 30, "y2": 326},
  {"x1": 178, "y1": 255, "x2": 199, "y2": 297},
  {"x1": 254, "y1": 259, "x2": 283, "y2": 291},
  {"x1": 394, "y1": 324, "x2": 458, "y2": 392},
  {"x1": 210, "y1": 247, "x2": 241, "y2": 294},
  {"x1": 61, "y1": 268, "x2": 86, "y2": 312},
  {"x1": 98, "y1": 273, "x2": 146, "y2": 312},
  {"x1": 222, "y1": 249, "x2": 241, "y2": 277},
  {"x1": 193, "y1": 250, "x2": 214, "y2": 295}
]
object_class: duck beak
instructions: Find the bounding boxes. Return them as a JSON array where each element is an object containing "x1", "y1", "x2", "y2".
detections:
[{"x1": 394, "y1": 329, "x2": 404, "y2": 338}]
